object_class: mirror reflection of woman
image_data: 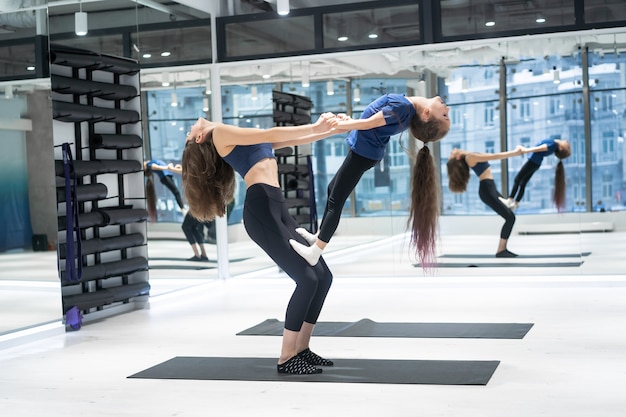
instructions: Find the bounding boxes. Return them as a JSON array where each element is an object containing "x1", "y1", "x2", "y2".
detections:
[
  {"x1": 446, "y1": 146, "x2": 524, "y2": 258},
  {"x1": 182, "y1": 114, "x2": 341, "y2": 375}
]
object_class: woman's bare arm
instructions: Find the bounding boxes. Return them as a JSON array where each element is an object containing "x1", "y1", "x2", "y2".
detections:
[
  {"x1": 214, "y1": 113, "x2": 338, "y2": 153},
  {"x1": 465, "y1": 146, "x2": 524, "y2": 165}
]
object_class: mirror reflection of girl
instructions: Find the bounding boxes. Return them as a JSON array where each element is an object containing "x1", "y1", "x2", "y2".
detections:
[
  {"x1": 182, "y1": 114, "x2": 341, "y2": 375},
  {"x1": 501, "y1": 136, "x2": 571, "y2": 211},
  {"x1": 447, "y1": 146, "x2": 525, "y2": 258},
  {"x1": 143, "y1": 159, "x2": 185, "y2": 210},
  {"x1": 289, "y1": 93, "x2": 451, "y2": 268}
]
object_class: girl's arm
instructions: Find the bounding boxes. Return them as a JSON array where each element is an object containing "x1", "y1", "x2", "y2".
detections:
[
  {"x1": 523, "y1": 144, "x2": 548, "y2": 154},
  {"x1": 166, "y1": 163, "x2": 183, "y2": 174},
  {"x1": 465, "y1": 146, "x2": 524, "y2": 165},
  {"x1": 146, "y1": 162, "x2": 169, "y2": 171},
  {"x1": 214, "y1": 113, "x2": 338, "y2": 150},
  {"x1": 335, "y1": 111, "x2": 386, "y2": 131}
]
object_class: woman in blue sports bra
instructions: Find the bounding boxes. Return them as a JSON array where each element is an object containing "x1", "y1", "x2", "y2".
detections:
[
  {"x1": 447, "y1": 146, "x2": 524, "y2": 258},
  {"x1": 181, "y1": 114, "x2": 342, "y2": 375}
]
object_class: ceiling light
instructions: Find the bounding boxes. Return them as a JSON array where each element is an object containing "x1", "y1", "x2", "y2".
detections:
[
  {"x1": 368, "y1": 33, "x2": 378, "y2": 39},
  {"x1": 162, "y1": 72, "x2": 170, "y2": 87},
  {"x1": 535, "y1": 14, "x2": 546, "y2": 23},
  {"x1": 277, "y1": 0, "x2": 289, "y2": 16},
  {"x1": 301, "y1": 70, "x2": 310, "y2": 88},
  {"x1": 251, "y1": 86, "x2": 258, "y2": 100},
  {"x1": 205, "y1": 78, "x2": 211, "y2": 95},
  {"x1": 75, "y1": 11, "x2": 88, "y2": 36},
  {"x1": 142, "y1": 53, "x2": 152, "y2": 58},
  {"x1": 553, "y1": 68, "x2": 560, "y2": 84},
  {"x1": 326, "y1": 80, "x2": 334, "y2": 96},
  {"x1": 161, "y1": 51, "x2": 171, "y2": 57},
  {"x1": 171, "y1": 91, "x2": 178, "y2": 107},
  {"x1": 202, "y1": 97, "x2": 209, "y2": 112},
  {"x1": 5, "y1": 86, "x2": 13, "y2": 99},
  {"x1": 461, "y1": 78, "x2": 469, "y2": 92},
  {"x1": 353, "y1": 85, "x2": 360, "y2": 103}
]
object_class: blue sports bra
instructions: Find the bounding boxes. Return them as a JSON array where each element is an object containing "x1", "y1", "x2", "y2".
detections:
[
  {"x1": 222, "y1": 143, "x2": 274, "y2": 178},
  {"x1": 471, "y1": 161, "x2": 490, "y2": 177}
]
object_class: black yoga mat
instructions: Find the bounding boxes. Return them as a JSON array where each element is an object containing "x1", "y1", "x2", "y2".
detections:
[
  {"x1": 237, "y1": 318, "x2": 533, "y2": 339},
  {"x1": 439, "y1": 252, "x2": 591, "y2": 259},
  {"x1": 128, "y1": 356, "x2": 499, "y2": 385},
  {"x1": 414, "y1": 261, "x2": 583, "y2": 268}
]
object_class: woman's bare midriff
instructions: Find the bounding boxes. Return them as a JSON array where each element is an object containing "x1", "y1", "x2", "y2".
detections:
[{"x1": 243, "y1": 158, "x2": 281, "y2": 188}]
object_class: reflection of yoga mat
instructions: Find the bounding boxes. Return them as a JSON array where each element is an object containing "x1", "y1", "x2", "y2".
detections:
[
  {"x1": 128, "y1": 356, "x2": 500, "y2": 385},
  {"x1": 237, "y1": 319, "x2": 533, "y2": 339},
  {"x1": 149, "y1": 257, "x2": 251, "y2": 263},
  {"x1": 414, "y1": 261, "x2": 583, "y2": 268},
  {"x1": 439, "y1": 252, "x2": 591, "y2": 259},
  {"x1": 149, "y1": 265, "x2": 214, "y2": 270}
]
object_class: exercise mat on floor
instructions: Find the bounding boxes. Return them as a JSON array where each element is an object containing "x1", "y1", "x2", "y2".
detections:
[
  {"x1": 128, "y1": 356, "x2": 500, "y2": 385},
  {"x1": 438, "y1": 252, "x2": 590, "y2": 259},
  {"x1": 237, "y1": 318, "x2": 533, "y2": 339},
  {"x1": 414, "y1": 261, "x2": 583, "y2": 268}
]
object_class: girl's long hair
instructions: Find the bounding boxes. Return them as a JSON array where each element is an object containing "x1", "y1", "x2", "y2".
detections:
[
  {"x1": 552, "y1": 144, "x2": 571, "y2": 212},
  {"x1": 144, "y1": 169, "x2": 158, "y2": 222},
  {"x1": 408, "y1": 145, "x2": 440, "y2": 269},
  {"x1": 182, "y1": 131, "x2": 235, "y2": 221},
  {"x1": 446, "y1": 156, "x2": 470, "y2": 193},
  {"x1": 553, "y1": 160, "x2": 566, "y2": 212}
]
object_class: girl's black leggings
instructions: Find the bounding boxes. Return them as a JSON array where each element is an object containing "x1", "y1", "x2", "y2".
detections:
[
  {"x1": 181, "y1": 213, "x2": 206, "y2": 245},
  {"x1": 243, "y1": 184, "x2": 333, "y2": 331},
  {"x1": 318, "y1": 150, "x2": 378, "y2": 243},
  {"x1": 509, "y1": 160, "x2": 540, "y2": 203},
  {"x1": 159, "y1": 175, "x2": 185, "y2": 209},
  {"x1": 479, "y1": 179, "x2": 516, "y2": 239}
]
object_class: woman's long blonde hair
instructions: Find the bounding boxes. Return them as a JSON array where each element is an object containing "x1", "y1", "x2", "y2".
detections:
[{"x1": 182, "y1": 131, "x2": 235, "y2": 221}]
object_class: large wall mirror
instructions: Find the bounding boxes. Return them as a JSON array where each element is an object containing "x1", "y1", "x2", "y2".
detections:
[
  {"x1": 0, "y1": 4, "x2": 58, "y2": 338},
  {"x1": 143, "y1": 28, "x2": 626, "y2": 282}
]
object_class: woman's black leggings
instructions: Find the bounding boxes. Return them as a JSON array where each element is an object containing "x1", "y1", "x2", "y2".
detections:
[
  {"x1": 182, "y1": 213, "x2": 206, "y2": 245},
  {"x1": 243, "y1": 184, "x2": 333, "y2": 331},
  {"x1": 509, "y1": 160, "x2": 540, "y2": 203},
  {"x1": 159, "y1": 175, "x2": 185, "y2": 209},
  {"x1": 479, "y1": 179, "x2": 516, "y2": 239},
  {"x1": 318, "y1": 150, "x2": 378, "y2": 243}
]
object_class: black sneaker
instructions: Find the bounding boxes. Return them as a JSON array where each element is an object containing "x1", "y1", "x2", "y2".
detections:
[
  {"x1": 297, "y1": 348, "x2": 334, "y2": 366},
  {"x1": 277, "y1": 355, "x2": 322, "y2": 374}
]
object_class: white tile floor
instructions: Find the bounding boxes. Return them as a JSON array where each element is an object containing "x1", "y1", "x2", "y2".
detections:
[{"x1": 1, "y1": 231, "x2": 626, "y2": 416}]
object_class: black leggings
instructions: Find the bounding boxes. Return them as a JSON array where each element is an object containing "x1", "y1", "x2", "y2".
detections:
[
  {"x1": 243, "y1": 184, "x2": 333, "y2": 331},
  {"x1": 181, "y1": 213, "x2": 207, "y2": 245},
  {"x1": 479, "y1": 179, "x2": 516, "y2": 240},
  {"x1": 318, "y1": 150, "x2": 378, "y2": 243},
  {"x1": 159, "y1": 175, "x2": 185, "y2": 209},
  {"x1": 509, "y1": 160, "x2": 540, "y2": 203}
]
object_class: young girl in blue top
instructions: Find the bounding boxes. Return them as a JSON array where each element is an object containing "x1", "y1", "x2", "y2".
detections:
[
  {"x1": 447, "y1": 146, "x2": 524, "y2": 258},
  {"x1": 289, "y1": 93, "x2": 451, "y2": 268},
  {"x1": 501, "y1": 136, "x2": 571, "y2": 211},
  {"x1": 182, "y1": 114, "x2": 341, "y2": 375}
]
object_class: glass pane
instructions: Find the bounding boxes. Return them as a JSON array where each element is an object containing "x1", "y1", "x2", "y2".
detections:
[
  {"x1": 440, "y1": 0, "x2": 576, "y2": 37},
  {"x1": 588, "y1": 50, "x2": 626, "y2": 212},
  {"x1": 224, "y1": 16, "x2": 315, "y2": 58},
  {"x1": 323, "y1": 5, "x2": 420, "y2": 49},
  {"x1": 51, "y1": 33, "x2": 125, "y2": 57},
  {"x1": 506, "y1": 55, "x2": 582, "y2": 213},
  {"x1": 0, "y1": 42, "x2": 37, "y2": 79},
  {"x1": 585, "y1": 0, "x2": 626, "y2": 23},
  {"x1": 132, "y1": 25, "x2": 212, "y2": 65}
]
